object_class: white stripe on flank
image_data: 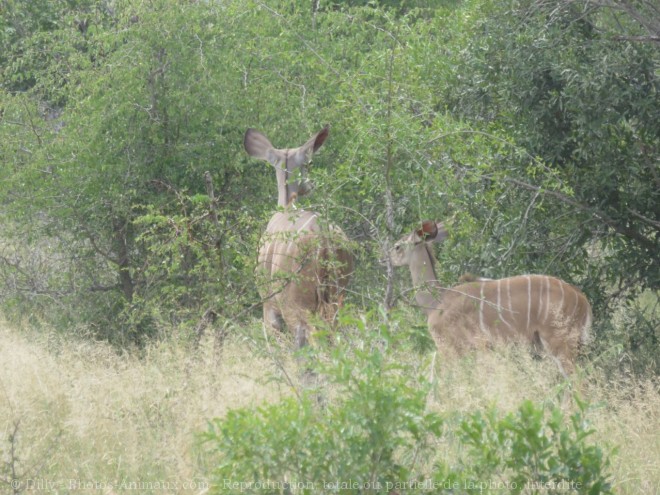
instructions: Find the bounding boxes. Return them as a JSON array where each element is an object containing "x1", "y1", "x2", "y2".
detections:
[
  {"x1": 497, "y1": 279, "x2": 514, "y2": 331},
  {"x1": 297, "y1": 213, "x2": 317, "y2": 233},
  {"x1": 479, "y1": 282, "x2": 487, "y2": 335},
  {"x1": 544, "y1": 276, "x2": 551, "y2": 323},
  {"x1": 507, "y1": 278, "x2": 513, "y2": 322},
  {"x1": 526, "y1": 275, "x2": 532, "y2": 330},
  {"x1": 496, "y1": 279, "x2": 501, "y2": 324},
  {"x1": 537, "y1": 276, "x2": 544, "y2": 319},
  {"x1": 558, "y1": 280, "x2": 565, "y2": 309}
]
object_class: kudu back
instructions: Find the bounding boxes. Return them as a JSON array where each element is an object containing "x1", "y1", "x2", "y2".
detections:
[
  {"x1": 244, "y1": 127, "x2": 353, "y2": 348},
  {"x1": 389, "y1": 221, "x2": 592, "y2": 376}
]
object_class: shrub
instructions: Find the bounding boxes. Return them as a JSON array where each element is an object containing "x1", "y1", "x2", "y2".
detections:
[
  {"x1": 204, "y1": 311, "x2": 443, "y2": 494},
  {"x1": 454, "y1": 399, "x2": 614, "y2": 494},
  {"x1": 203, "y1": 311, "x2": 614, "y2": 494}
]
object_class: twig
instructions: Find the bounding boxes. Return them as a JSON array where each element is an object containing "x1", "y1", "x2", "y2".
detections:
[{"x1": 500, "y1": 176, "x2": 657, "y2": 253}]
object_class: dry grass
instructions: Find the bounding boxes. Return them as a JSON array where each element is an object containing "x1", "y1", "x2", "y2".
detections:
[
  {"x1": 0, "y1": 320, "x2": 287, "y2": 494},
  {"x1": 0, "y1": 319, "x2": 658, "y2": 494},
  {"x1": 422, "y1": 346, "x2": 660, "y2": 494},
  {"x1": 585, "y1": 373, "x2": 660, "y2": 494}
]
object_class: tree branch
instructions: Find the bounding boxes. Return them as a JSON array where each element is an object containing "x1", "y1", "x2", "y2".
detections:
[
  {"x1": 500, "y1": 176, "x2": 658, "y2": 253},
  {"x1": 611, "y1": 35, "x2": 660, "y2": 43}
]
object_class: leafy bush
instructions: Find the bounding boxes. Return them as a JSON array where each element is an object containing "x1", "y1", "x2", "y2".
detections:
[
  {"x1": 204, "y1": 311, "x2": 443, "y2": 494},
  {"x1": 204, "y1": 312, "x2": 614, "y2": 494},
  {"x1": 455, "y1": 400, "x2": 614, "y2": 494},
  {"x1": 589, "y1": 292, "x2": 660, "y2": 378}
]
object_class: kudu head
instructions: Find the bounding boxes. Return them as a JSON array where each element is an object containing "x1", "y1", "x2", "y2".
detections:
[
  {"x1": 388, "y1": 220, "x2": 448, "y2": 267},
  {"x1": 243, "y1": 126, "x2": 329, "y2": 207}
]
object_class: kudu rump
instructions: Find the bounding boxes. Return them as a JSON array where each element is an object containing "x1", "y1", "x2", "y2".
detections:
[
  {"x1": 244, "y1": 126, "x2": 353, "y2": 348},
  {"x1": 389, "y1": 221, "x2": 592, "y2": 376}
]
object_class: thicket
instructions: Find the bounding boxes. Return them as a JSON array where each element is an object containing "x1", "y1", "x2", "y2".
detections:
[
  {"x1": 0, "y1": 0, "x2": 657, "y2": 367},
  {"x1": 204, "y1": 311, "x2": 615, "y2": 494}
]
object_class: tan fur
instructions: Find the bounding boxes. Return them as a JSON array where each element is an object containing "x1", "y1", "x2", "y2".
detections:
[
  {"x1": 389, "y1": 221, "x2": 592, "y2": 376},
  {"x1": 245, "y1": 127, "x2": 353, "y2": 348},
  {"x1": 458, "y1": 272, "x2": 492, "y2": 283}
]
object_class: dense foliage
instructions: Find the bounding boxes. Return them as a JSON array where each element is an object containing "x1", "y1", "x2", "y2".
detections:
[
  {"x1": 204, "y1": 312, "x2": 614, "y2": 494},
  {"x1": 0, "y1": 1, "x2": 655, "y2": 490},
  {"x1": 0, "y1": 0, "x2": 658, "y2": 368}
]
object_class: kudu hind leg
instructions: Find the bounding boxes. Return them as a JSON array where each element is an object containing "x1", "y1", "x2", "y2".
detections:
[
  {"x1": 538, "y1": 334, "x2": 576, "y2": 378},
  {"x1": 263, "y1": 302, "x2": 285, "y2": 332},
  {"x1": 295, "y1": 322, "x2": 309, "y2": 348},
  {"x1": 280, "y1": 304, "x2": 311, "y2": 349}
]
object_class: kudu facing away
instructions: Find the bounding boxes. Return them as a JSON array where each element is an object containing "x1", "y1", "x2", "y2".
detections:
[
  {"x1": 388, "y1": 221, "x2": 592, "y2": 376},
  {"x1": 244, "y1": 126, "x2": 353, "y2": 348}
]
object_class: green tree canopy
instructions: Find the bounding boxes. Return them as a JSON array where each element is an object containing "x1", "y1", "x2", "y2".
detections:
[{"x1": 0, "y1": 0, "x2": 657, "y2": 366}]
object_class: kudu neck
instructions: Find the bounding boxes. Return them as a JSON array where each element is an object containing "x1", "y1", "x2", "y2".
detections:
[
  {"x1": 275, "y1": 167, "x2": 290, "y2": 207},
  {"x1": 275, "y1": 150, "x2": 295, "y2": 207},
  {"x1": 409, "y1": 243, "x2": 442, "y2": 316}
]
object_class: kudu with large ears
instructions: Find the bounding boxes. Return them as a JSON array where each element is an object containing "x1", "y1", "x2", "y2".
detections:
[
  {"x1": 244, "y1": 126, "x2": 353, "y2": 348},
  {"x1": 244, "y1": 126, "x2": 329, "y2": 207},
  {"x1": 389, "y1": 221, "x2": 592, "y2": 376}
]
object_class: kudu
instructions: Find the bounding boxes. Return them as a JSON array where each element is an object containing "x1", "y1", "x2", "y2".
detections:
[
  {"x1": 244, "y1": 126, "x2": 353, "y2": 348},
  {"x1": 388, "y1": 221, "x2": 592, "y2": 376}
]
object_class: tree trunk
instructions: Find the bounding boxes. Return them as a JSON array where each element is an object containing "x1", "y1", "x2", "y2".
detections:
[{"x1": 112, "y1": 217, "x2": 134, "y2": 302}]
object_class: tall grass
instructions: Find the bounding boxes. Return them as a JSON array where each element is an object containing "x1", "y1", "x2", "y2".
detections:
[
  {"x1": 426, "y1": 348, "x2": 660, "y2": 494},
  {"x1": 0, "y1": 319, "x2": 285, "y2": 494},
  {"x1": 0, "y1": 317, "x2": 658, "y2": 494}
]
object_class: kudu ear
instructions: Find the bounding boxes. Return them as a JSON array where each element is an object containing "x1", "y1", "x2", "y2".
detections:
[
  {"x1": 433, "y1": 222, "x2": 449, "y2": 243},
  {"x1": 243, "y1": 128, "x2": 286, "y2": 166},
  {"x1": 415, "y1": 220, "x2": 448, "y2": 243},
  {"x1": 288, "y1": 126, "x2": 329, "y2": 168},
  {"x1": 415, "y1": 220, "x2": 437, "y2": 240}
]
